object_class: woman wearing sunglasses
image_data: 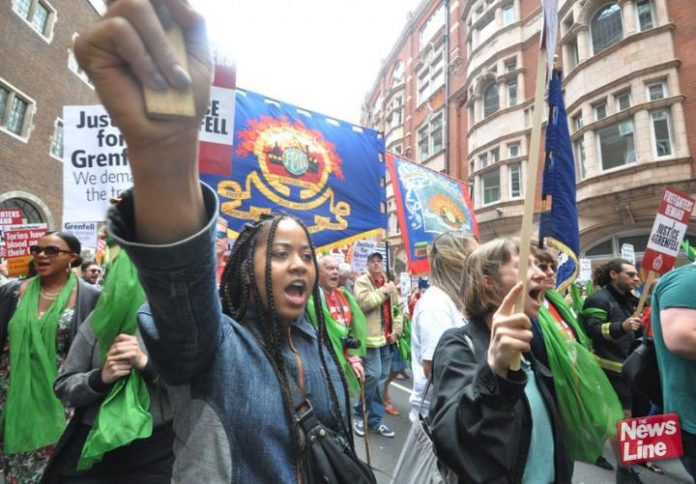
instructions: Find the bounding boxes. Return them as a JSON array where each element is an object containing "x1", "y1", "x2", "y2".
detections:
[{"x1": 0, "y1": 232, "x2": 100, "y2": 483}]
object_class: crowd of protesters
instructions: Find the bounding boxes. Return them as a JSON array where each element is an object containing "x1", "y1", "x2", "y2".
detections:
[{"x1": 0, "y1": 1, "x2": 694, "y2": 483}]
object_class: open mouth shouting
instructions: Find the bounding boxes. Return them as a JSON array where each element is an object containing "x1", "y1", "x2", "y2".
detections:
[
  {"x1": 284, "y1": 280, "x2": 308, "y2": 307},
  {"x1": 527, "y1": 285, "x2": 544, "y2": 315}
]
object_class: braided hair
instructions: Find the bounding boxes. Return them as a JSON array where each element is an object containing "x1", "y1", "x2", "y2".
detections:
[{"x1": 218, "y1": 213, "x2": 355, "y2": 467}]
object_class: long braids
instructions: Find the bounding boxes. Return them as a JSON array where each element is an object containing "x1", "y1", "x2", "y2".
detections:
[
  {"x1": 218, "y1": 213, "x2": 356, "y2": 467},
  {"x1": 219, "y1": 216, "x2": 303, "y2": 462},
  {"x1": 298, "y1": 223, "x2": 355, "y2": 450}
]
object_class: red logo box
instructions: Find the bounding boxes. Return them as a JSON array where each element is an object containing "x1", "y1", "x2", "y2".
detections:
[{"x1": 618, "y1": 413, "x2": 683, "y2": 465}]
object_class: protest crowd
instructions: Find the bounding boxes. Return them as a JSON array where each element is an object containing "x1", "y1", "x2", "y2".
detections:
[{"x1": 0, "y1": 1, "x2": 695, "y2": 484}]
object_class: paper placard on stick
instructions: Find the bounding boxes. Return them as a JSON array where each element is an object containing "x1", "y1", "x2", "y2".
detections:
[
  {"x1": 62, "y1": 222, "x2": 99, "y2": 250},
  {"x1": 143, "y1": 25, "x2": 195, "y2": 119},
  {"x1": 620, "y1": 244, "x2": 635, "y2": 265},
  {"x1": 618, "y1": 414, "x2": 683, "y2": 465},
  {"x1": 4, "y1": 223, "x2": 47, "y2": 277},
  {"x1": 578, "y1": 258, "x2": 592, "y2": 282},
  {"x1": 642, "y1": 187, "x2": 695, "y2": 274},
  {"x1": 62, "y1": 105, "x2": 133, "y2": 223}
]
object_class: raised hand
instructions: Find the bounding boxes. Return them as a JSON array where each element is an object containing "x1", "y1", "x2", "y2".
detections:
[
  {"x1": 487, "y1": 282, "x2": 534, "y2": 378},
  {"x1": 74, "y1": 0, "x2": 212, "y2": 155}
]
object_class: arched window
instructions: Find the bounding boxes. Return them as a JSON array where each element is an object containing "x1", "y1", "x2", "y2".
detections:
[
  {"x1": 483, "y1": 82, "x2": 499, "y2": 118},
  {"x1": 391, "y1": 61, "x2": 404, "y2": 87},
  {"x1": 591, "y1": 3, "x2": 623, "y2": 54},
  {"x1": 0, "y1": 198, "x2": 44, "y2": 223}
]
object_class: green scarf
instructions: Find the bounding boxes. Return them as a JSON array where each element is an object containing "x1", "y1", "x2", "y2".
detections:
[
  {"x1": 78, "y1": 251, "x2": 151, "y2": 470},
  {"x1": 537, "y1": 305, "x2": 624, "y2": 462},
  {"x1": 306, "y1": 289, "x2": 367, "y2": 398},
  {"x1": 395, "y1": 304, "x2": 411, "y2": 362},
  {"x1": 544, "y1": 289, "x2": 591, "y2": 350},
  {"x1": 3, "y1": 274, "x2": 76, "y2": 453},
  {"x1": 683, "y1": 240, "x2": 696, "y2": 262},
  {"x1": 568, "y1": 284, "x2": 583, "y2": 315}
]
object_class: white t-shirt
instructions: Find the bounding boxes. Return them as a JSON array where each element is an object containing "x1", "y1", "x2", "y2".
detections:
[{"x1": 409, "y1": 286, "x2": 465, "y2": 422}]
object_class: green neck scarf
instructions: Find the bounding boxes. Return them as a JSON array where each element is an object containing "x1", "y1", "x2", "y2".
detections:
[
  {"x1": 3, "y1": 274, "x2": 76, "y2": 453},
  {"x1": 306, "y1": 289, "x2": 367, "y2": 398},
  {"x1": 78, "y1": 250, "x2": 151, "y2": 470},
  {"x1": 544, "y1": 289, "x2": 591, "y2": 349}
]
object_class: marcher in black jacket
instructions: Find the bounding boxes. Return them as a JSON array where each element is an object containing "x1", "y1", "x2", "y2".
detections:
[{"x1": 429, "y1": 238, "x2": 572, "y2": 484}]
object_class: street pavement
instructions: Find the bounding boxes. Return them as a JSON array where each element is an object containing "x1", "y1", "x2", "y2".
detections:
[{"x1": 355, "y1": 374, "x2": 692, "y2": 484}]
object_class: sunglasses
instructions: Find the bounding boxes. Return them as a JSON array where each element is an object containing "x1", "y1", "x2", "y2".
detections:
[
  {"x1": 29, "y1": 245, "x2": 74, "y2": 257},
  {"x1": 537, "y1": 262, "x2": 556, "y2": 272},
  {"x1": 216, "y1": 230, "x2": 227, "y2": 239}
]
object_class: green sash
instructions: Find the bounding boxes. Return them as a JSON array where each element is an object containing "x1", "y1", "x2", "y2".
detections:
[
  {"x1": 537, "y1": 305, "x2": 623, "y2": 462},
  {"x1": 3, "y1": 274, "x2": 76, "y2": 453},
  {"x1": 306, "y1": 289, "x2": 367, "y2": 397},
  {"x1": 395, "y1": 304, "x2": 411, "y2": 362},
  {"x1": 78, "y1": 251, "x2": 151, "y2": 470},
  {"x1": 545, "y1": 289, "x2": 591, "y2": 350}
]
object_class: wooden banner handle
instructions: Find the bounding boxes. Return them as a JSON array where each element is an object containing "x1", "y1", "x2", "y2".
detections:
[
  {"x1": 633, "y1": 270, "x2": 657, "y2": 318},
  {"x1": 143, "y1": 25, "x2": 196, "y2": 120},
  {"x1": 510, "y1": 47, "x2": 548, "y2": 371}
]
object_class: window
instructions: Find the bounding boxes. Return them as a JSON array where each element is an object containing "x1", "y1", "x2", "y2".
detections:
[
  {"x1": 431, "y1": 113, "x2": 443, "y2": 154},
  {"x1": 651, "y1": 109, "x2": 673, "y2": 157},
  {"x1": 483, "y1": 82, "x2": 499, "y2": 118},
  {"x1": 502, "y1": 3, "x2": 517, "y2": 26},
  {"x1": 386, "y1": 96, "x2": 403, "y2": 130},
  {"x1": 647, "y1": 81, "x2": 666, "y2": 101},
  {"x1": 508, "y1": 81, "x2": 518, "y2": 106},
  {"x1": 391, "y1": 61, "x2": 405, "y2": 86},
  {"x1": 0, "y1": 81, "x2": 34, "y2": 138},
  {"x1": 469, "y1": 159, "x2": 475, "y2": 174},
  {"x1": 591, "y1": 3, "x2": 623, "y2": 54},
  {"x1": 50, "y1": 118, "x2": 63, "y2": 159},
  {"x1": 597, "y1": 118, "x2": 636, "y2": 170},
  {"x1": 417, "y1": 112, "x2": 444, "y2": 162},
  {"x1": 505, "y1": 58, "x2": 517, "y2": 72},
  {"x1": 573, "y1": 113, "x2": 584, "y2": 130},
  {"x1": 479, "y1": 153, "x2": 488, "y2": 169},
  {"x1": 594, "y1": 102, "x2": 607, "y2": 121},
  {"x1": 68, "y1": 49, "x2": 93, "y2": 86},
  {"x1": 508, "y1": 142, "x2": 521, "y2": 158},
  {"x1": 12, "y1": 0, "x2": 54, "y2": 38},
  {"x1": 575, "y1": 138, "x2": 587, "y2": 180},
  {"x1": 586, "y1": 238, "x2": 614, "y2": 257},
  {"x1": 418, "y1": 125, "x2": 429, "y2": 162},
  {"x1": 478, "y1": 15, "x2": 497, "y2": 46},
  {"x1": 636, "y1": 0, "x2": 654, "y2": 31},
  {"x1": 419, "y1": 4, "x2": 445, "y2": 49},
  {"x1": 569, "y1": 40, "x2": 580, "y2": 69},
  {"x1": 509, "y1": 163, "x2": 522, "y2": 198},
  {"x1": 416, "y1": 46, "x2": 445, "y2": 104},
  {"x1": 615, "y1": 91, "x2": 631, "y2": 111},
  {"x1": 482, "y1": 169, "x2": 501, "y2": 204},
  {"x1": 490, "y1": 147, "x2": 500, "y2": 163}
]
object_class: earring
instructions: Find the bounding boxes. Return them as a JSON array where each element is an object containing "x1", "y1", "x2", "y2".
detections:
[{"x1": 66, "y1": 264, "x2": 71, "y2": 273}]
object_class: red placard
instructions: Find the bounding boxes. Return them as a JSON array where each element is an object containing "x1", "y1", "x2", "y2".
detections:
[
  {"x1": 641, "y1": 187, "x2": 695, "y2": 274},
  {"x1": 0, "y1": 209, "x2": 24, "y2": 226},
  {"x1": 618, "y1": 413, "x2": 683, "y2": 465},
  {"x1": 4, "y1": 223, "x2": 48, "y2": 277}
]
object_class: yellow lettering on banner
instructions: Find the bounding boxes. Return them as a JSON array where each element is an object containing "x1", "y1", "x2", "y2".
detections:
[{"x1": 8, "y1": 256, "x2": 32, "y2": 278}]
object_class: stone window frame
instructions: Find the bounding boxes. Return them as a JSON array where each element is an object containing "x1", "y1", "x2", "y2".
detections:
[
  {"x1": 0, "y1": 77, "x2": 36, "y2": 142},
  {"x1": 11, "y1": 0, "x2": 57, "y2": 42}
]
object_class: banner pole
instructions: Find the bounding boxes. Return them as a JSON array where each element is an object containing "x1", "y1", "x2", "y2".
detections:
[
  {"x1": 633, "y1": 270, "x2": 657, "y2": 318},
  {"x1": 360, "y1": 379, "x2": 371, "y2": 467},
  {"x1": 511, "y1": 47, "x2": 548, "y2": 371}
]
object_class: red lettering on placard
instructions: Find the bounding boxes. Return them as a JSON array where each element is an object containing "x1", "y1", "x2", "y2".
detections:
[{"x1": 618, "y1": 414, "x2": 683, "y2": 465}]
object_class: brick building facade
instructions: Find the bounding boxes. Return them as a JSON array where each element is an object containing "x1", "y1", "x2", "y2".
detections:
[
  {"x1": 362, "y1": 0, "x2": 696, "y2": 272},
  {"x1": 0, "y1": 0, "x2": 102, "y2": 229}
]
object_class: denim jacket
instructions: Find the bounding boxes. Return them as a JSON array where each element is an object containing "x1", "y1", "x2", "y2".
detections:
[{"x1": 107, "y1": 184, "x2": 349, "y2": 483}]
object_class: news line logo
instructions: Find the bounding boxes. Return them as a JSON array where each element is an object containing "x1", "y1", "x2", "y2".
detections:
[{"x1": 618, "y1": 413, "x2": 684, "y2": 465}]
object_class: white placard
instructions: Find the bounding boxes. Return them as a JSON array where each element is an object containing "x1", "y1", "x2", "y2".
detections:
[
  {"x1": 199, "y1": 86, "x2": 236, "y2": 145},
  {"x1": 620, "y1": 243, "x2": 636, "y2": 265},
  {"x1": 62, "y1": 221, "x2": 99, "y2": 250},
  {"x1": 578, "y1": 258, "x2": 592, "y2": 282},
  {"x1": 62, "y1": 105, "x2": 133, "y2": 223},
  {"x1": 350, "y1": 240, "x2": 377, "y2": 274}
]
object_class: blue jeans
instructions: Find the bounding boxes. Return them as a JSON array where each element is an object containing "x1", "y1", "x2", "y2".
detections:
[{"x1": 354, "y1": 345, "x2": 393, "y2": 428}]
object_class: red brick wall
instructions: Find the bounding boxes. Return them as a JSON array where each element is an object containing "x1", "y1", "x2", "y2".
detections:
[
  {"x1": 669, "y1": 0, "x2": 696, "y2": 175},
  {"x1": 0, "y1": 0, "x2": 100, "y2": 228}
]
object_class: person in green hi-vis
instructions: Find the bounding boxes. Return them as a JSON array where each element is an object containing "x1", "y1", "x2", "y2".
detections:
[{"x1": 306, "y1": 255, "x2": 367, "y2": 399}]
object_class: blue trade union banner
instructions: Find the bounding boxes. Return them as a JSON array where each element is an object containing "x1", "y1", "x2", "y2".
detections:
[{"x1": 201, "y1": 89, "x2": 387, "y2": 250}]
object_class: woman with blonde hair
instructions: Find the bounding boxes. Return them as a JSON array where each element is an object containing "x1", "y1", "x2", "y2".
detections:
[{"x1": 408, "y1": 231, "x2": 478, "y2": 422}]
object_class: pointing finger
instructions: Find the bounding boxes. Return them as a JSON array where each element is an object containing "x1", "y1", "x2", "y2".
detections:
[{"x1": 497, "y1": 282, "x2": 525, "y2": 317}]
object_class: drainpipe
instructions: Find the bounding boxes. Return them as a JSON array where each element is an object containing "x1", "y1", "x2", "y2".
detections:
[{"x1": 444, "y1": 0, "x2": 451, "y2": 175}]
